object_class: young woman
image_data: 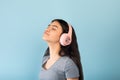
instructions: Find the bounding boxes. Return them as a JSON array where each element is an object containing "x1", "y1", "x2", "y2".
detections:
[{"x1": 39, "y1": 19, "x2": 84, "y2": 80}]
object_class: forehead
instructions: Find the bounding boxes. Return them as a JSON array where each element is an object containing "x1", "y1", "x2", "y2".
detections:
[{"x1": 50, "y1": 21, "x2": 62, "y2": 28}]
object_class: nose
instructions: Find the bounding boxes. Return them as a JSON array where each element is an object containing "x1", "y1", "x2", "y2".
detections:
[
  {"x1": 45, "y1": 26, "x2": 51, "y2": 32},
  {"x1": 44, "y1": 27, "x2": 51, "y2": 34},
  {"x1": 45, "y1": 28, "x2": 50, "y2": 32}
]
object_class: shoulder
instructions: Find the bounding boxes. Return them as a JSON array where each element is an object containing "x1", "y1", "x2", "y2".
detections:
[
  {"x1": 63, "y1": 56, "x2": 77, "y2": 68},
  {"x1": 60, "y1": 56, "x2": 77, "y2": 69},
  {"x1": 42, "y1": 56, "x2": 49, "y2": 64},
  {"x1": 61, "y1": 56, "x2": 75, "y2": 64}
]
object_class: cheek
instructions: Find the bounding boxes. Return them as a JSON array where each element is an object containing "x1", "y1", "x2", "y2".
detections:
[
  {"x1": 52, "y1": 34, "x2": 60, "y2": 40},
  {"x1": 51, "y1": 32, "x2": 62, "y2": 41}
]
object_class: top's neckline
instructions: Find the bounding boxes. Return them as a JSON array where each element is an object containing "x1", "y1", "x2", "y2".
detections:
[{"x1": 42, "y1": 56, "x2": 62, "y2": 70}]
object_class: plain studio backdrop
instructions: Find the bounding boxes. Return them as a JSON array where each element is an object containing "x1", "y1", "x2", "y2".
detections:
[{"x1": 0, "y1": 0, "x2": 120, "y2": 80}]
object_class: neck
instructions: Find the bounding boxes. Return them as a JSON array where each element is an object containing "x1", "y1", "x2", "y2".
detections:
[{"x1": 48, "y1": 42, "x2": 61, "y2": 59}]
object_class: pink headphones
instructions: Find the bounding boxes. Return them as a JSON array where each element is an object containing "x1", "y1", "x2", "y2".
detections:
[{"x1": 60, "y1": 24, "x2": 72, "y2": 46}]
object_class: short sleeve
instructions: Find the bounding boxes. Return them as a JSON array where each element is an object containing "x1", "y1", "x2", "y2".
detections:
[{"x1": 64, "y1": 58, "x2": 79, "y2": 78}]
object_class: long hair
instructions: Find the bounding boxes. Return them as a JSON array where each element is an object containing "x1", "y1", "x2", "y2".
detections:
[{"x1": 44, "y1": 19, "x2": 84, "y2": 80}]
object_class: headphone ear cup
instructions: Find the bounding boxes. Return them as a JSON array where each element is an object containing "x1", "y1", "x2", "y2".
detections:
[{"x1": 60, "y1": 33, "x2": 71, "y2": 46}]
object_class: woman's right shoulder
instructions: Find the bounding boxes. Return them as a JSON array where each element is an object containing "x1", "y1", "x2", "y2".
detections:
[{"x1": 42, "y1": 56, "x2": 49, "y2": 64}]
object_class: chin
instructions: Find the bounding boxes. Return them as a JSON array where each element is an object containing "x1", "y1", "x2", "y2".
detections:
[
  {"x1": 42, "y1": 36, "x2": 49, "y2": 41},
  {"x1": 42, "y1": 36, "x2": 47, "y2": 40}
]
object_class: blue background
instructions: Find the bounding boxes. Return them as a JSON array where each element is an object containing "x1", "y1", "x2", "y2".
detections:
[{"x1": 0, "y1": 0, "x2": 120, "y2": 80}]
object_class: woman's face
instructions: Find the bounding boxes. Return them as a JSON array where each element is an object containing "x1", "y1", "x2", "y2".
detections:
[{"x1": 42, "y1": 21, "x2": 63, "y2": 43}]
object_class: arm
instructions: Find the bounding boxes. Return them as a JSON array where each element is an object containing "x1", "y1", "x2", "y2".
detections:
[{"x1": 67, "y1": 78, "x2": 79, "y2": 80}]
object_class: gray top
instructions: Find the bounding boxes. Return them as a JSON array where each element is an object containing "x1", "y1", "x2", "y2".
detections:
[{"x1": 39, "y1": 56, "x2": 79, "y2": 80}]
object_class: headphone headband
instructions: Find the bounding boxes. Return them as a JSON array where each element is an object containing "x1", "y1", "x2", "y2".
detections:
[{"x1": 68, "y1": 24, "x2": 72, "y2": 42}]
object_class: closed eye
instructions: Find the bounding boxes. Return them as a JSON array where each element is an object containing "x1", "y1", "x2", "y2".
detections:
[
  {"x1": 52, "y1": 26, "x2": 57, "y2": 30},
  {"x1": 46, "y1": 24, "x2": 58, "y2": 31}
]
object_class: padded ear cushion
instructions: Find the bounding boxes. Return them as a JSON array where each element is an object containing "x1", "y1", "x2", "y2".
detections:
[{"x1": 60, "y1": 33, "x2": 71, "y2": 46}]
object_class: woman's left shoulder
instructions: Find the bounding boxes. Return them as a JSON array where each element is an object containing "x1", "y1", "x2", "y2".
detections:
[{"x1": 62, "y1": 56, "x2": 76, "y2": 66}]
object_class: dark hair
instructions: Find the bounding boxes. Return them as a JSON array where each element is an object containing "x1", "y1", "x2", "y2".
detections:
[{"x1": 44, "y1": 19, "x2": 84, "y2": 80}]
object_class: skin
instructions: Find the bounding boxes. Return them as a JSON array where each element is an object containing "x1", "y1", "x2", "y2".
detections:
[{"x1": 42, "y1": 21, "x2": 79, "y2": 80}]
